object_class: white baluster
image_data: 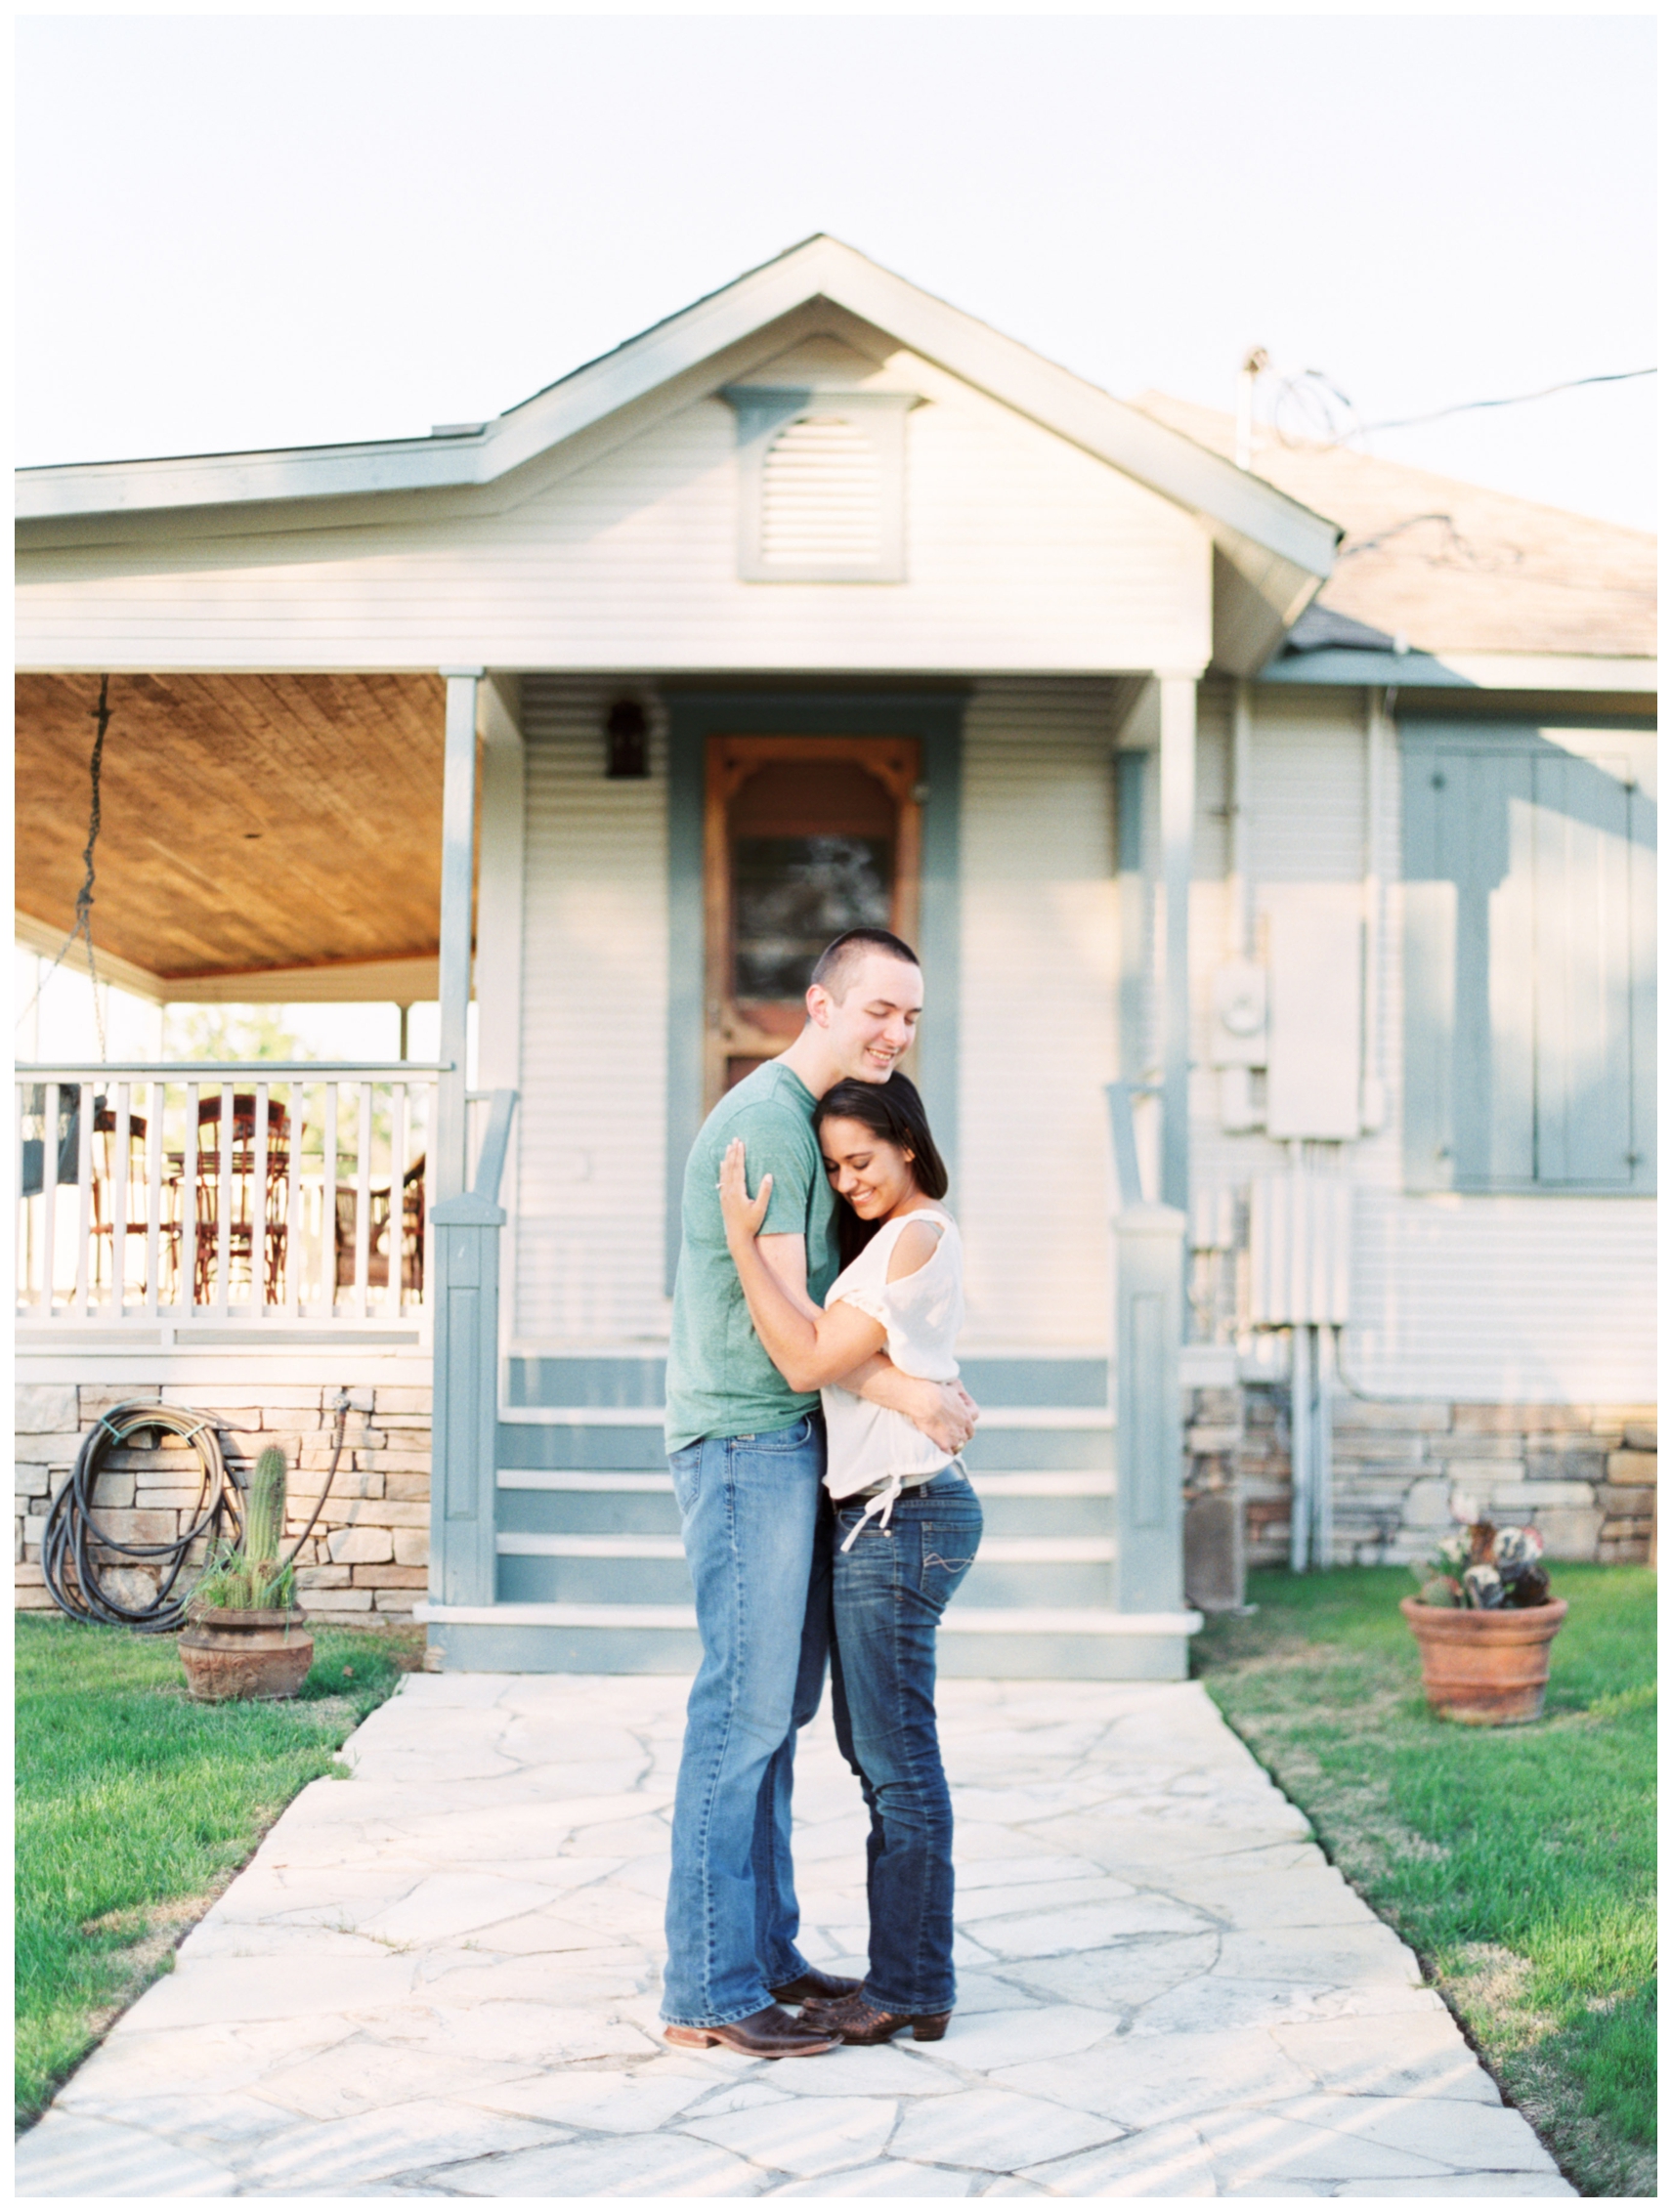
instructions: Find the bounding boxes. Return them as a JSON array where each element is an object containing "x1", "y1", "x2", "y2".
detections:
[
  {"x1": 17, "y1": 1085, "x2": 31, "y2": 1315},
  {"x1": 286, "y1": 1084, "x2": 303, "y2": 1319},
  {"x1": 354, "y1": 1082, "x2": 372, "y2": 1318},
  {"x1": 145, "y1": 1082, "x2": 163, "y2": 1317},
  {"x1": 215, "y1": 1081, "x2": 234, "y2": 1318},
  {"x1": 183, "y1": 1085, "x2": 199, "y2": 1312},
  {"x1": 387, "y1": 1084, "x2": 407, "y2": 1319},
  {"x1": 111, "y1": 1083, "x2": 131, "y2": 1313},
  {"x1": 421, "y1": 1089, "x2": 434, "y2": 1334},
  {"x1": 74, "y1": 1083, "x2": 93, "y2": 1317},
  {"x1": 322, "y1": 1083, "x2": 339, "y2": 1317},
  {"x1": 253, "y1": 1081, "x2": 270, "y2": 1315},
  {"x1": 41, "y1": 1083, "x2": 59, "y2": 1317}
]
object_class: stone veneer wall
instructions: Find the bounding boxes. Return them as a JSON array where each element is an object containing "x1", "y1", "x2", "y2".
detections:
[
  {"x1": 15, "y1": 1383, "x2": 431, "y2": 1627},
  {"x1": 1185, "y1": 1385, "x2": 1656, "y2": 1577}
]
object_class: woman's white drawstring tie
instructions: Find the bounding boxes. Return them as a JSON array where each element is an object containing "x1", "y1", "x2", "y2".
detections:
[{"x1": 840, "y1": 1473, "x2": 905, "y2": 1553}]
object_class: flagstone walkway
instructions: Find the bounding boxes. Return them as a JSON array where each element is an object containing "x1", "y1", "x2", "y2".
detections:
[{"x1": 19, "y1": 1673, "x2": 1572, "y2": 2198}]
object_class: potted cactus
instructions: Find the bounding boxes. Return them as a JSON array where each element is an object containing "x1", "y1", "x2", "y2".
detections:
[
  {"x1": 1401, "y1": 1510, "x2": 1565, "y2": 1725},
  {"x1": 178, "y1": 1445, "x2": 314, "y2": 1702}
]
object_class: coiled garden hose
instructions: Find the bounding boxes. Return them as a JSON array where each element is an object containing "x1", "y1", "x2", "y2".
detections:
[{"x1": 40, "y1": 1394, "x2": 350, "y2": 1635}]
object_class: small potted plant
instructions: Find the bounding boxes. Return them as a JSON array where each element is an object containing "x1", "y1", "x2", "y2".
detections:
[
  {"x1": 1401, "y1": 1505, "x2": 1566, "y2": 1724},
  {"x1": 178, "y1": 1445, "x2": 314, "y2": 1701}
]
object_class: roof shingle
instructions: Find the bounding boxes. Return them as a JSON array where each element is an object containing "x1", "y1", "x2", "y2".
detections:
[{"x1": 1133, "y1": 392, "x2": 1654, "y2": 659}]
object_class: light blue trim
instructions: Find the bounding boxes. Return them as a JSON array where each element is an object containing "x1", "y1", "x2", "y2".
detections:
[
  {"x1": 662, "y1": 688, "x2": 967, "y2": 1293},
  {"x1": 427, "y1": 1618, "x2": 1187, "y2": 1680},
  {"x1": 1115, "y1": 748, "x2": 1153, "y2": 1101},
  {"x1": 504, "y1": 1350, "x2": 1106, "y2": 1409},
  {"x1": 1401, "y1": 717, "x2": 1656, "y2": 1198},
  {"x1": 1260, "y1": 649, "x2": 1464, "y2": 686}
]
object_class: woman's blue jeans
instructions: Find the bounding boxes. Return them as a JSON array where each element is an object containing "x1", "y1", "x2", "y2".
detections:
[
  {"x1": 830, "y1": 1465, "x2": 983, "y2": 2017},
  {"x1": 662, "y1": 1414, "x2": 831, "y2": 2028}
]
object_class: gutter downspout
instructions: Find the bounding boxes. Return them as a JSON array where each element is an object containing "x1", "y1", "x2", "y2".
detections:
[
  {"x1": 1228, "y1": 679, "x2": 1254, "y2": 960},
  {"x1": 1360, "y1": 686, "x2": 1391, "y2": 1133}
]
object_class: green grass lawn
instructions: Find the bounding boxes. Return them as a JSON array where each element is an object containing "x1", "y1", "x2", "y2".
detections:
[
  {"x1": 16, "y1": 1615, "x2": 422, "y2": 2131},
  {"x1": 1194, "y1": 1563, "x2": 1656, "y2": 2198}
]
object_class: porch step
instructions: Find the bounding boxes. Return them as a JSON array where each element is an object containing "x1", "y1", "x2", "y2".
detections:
[
  {"x1": 447, "y1": 1351, "x2": 1179, "y2": 1680},
  {"x1": 497, "y1": 1410, "x2": 1112, "y2": 1476},
  {"x1": 418, "y1": 1598, "x2": 1200, "y2": 1682},
  {"x1": 494, "y1": 1541, "x2": 1116, "y2": 1611},
  {"x1": 496, "y1": 1469, "x2": 1114, "y2": 1495},
  {"x1": 505, "y1": 1353, "x2": 1109, "y2": 1411},
  {"x1": 498, "y1": 1406, "x2": 1111, "y2": 1427},
  {"x1": 498, "y1": 1534, "x2": 1114, "y2": 1562},
  {"x1": 495, "y1": 1468, "x2": 1117, "y2": 1543}
]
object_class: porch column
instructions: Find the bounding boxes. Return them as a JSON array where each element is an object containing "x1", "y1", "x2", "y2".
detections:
[
  {"x1": 1157, "y1": 672, "x2": 1198, "y2": 1220},
  {"x1": 437, "y1": 666, "x2": 483, "y2": 1201},
  {"x1": 475, "y1": 676, "x2": 526, "y2": 1367}
]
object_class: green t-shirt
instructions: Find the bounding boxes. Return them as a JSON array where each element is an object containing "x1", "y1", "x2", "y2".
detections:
[{"x1": 665, "y1": 1061, "x2": 839, "y2": 1452}]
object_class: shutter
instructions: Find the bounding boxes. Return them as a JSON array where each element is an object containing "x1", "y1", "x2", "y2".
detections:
[
  {"x1": 1627, "y1": 778, "x2": 1656, "y2": 1189},
  {"x1": 1403, "y1": 740, "x2": 1536, "y2": 1188},
  {"x1": 1401, "y1": 739, "x2": 1452, "y2": 1189},
  {"x1": 1531, "y1": 749, "x2": 1634, "y2": 1186},
  {"x1": 759, "y1": 415, "x2": 883, "y2": 569},
  {"x1": 1404, "y1": 724, "x2": 1651, "y2": 1193}
]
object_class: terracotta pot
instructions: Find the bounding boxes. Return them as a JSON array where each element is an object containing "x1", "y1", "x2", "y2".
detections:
[
  {"x1": 1400, "y1": 1595, "x2": 1567, "y2": 1724},
  {"x1": 178, "y1": 1606, "x2": 313, "y2": 1702}
]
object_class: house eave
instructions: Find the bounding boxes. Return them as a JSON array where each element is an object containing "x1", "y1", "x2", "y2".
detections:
[
  {"x1": 14, "y1": 236, "x2": 1339, "y2": 585},
  {"x1": 1260, "y1": 648, "x2": 1657, "y2": 694}
]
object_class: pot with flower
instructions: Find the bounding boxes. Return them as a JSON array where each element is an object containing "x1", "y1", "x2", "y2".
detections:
[
  {"x1": 1401, "y1": 1513, "x2": 1565, "y2": 1724},
  {"x1": 178, "y1": 1445, "x2": 313, "y2": 1702}
]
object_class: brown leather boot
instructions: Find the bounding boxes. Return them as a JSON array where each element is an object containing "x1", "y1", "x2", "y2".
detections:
[
  {"x1": 664, "y1": 2003, "x2": 838, "y2": 2059},
  {"x1": 803, "y1": 1990, "x2": 953, "y2": 2044},
  {"x1": 770, "y1": 1967, "x2": 863, "y2": 2007}
]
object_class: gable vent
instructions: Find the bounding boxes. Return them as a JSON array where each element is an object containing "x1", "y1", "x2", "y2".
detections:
[{"x1": 759, "y1": 415, "x2": 883, "y2": 569}]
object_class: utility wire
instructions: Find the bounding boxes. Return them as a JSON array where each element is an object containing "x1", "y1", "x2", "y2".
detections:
[{"x1": 1347, "y1": 367, "x2": 1655, "y2": 441}]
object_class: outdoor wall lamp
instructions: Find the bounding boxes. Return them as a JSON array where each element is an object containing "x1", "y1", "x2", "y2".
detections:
[{"x1": 605, "y1": 698, "x2": 649, "y2": 780}]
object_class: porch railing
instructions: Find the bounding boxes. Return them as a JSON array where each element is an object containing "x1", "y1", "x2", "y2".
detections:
[{"x1": 15, "y1": 1063, "x2": 451, "y2": 1334}]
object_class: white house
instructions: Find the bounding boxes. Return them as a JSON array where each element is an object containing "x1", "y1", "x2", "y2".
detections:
[{"x1": 15, "y1": 237, "x2": 1656, "y2": 1674}]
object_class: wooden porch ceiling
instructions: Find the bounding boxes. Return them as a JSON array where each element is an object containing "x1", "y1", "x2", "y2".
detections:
[{"x1": 15, "y1": 672, "x2": 446, "y2": 989}]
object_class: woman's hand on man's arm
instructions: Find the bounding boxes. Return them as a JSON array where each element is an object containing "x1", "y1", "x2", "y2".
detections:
[{"x1": 842, "y1": 1358, "x2": 980, "y2": 1453}]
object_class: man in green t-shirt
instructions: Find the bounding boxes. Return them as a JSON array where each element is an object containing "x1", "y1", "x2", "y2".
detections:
[{"x1": 661, "y1": 928, "x2": 978, "y2": 2059}]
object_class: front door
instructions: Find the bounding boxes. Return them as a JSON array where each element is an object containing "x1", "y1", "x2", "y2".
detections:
[{"x1": 704, "y1": 734, "x2": 922, "y2": 1105}]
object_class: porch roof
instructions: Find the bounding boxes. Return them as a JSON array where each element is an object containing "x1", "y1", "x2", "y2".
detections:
[{"x1": 15, "y1": 671, "x2": 445, "y2": 1000}]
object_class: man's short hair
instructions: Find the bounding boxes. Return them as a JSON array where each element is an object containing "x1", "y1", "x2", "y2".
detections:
[{"x1": 811, "y1": 927, "x2": 922, "y2": 1000}]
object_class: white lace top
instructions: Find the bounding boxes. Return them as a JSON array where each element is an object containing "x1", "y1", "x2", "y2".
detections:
[{"x1": 821, "y1": 1206, "x2": 965, "y2": 1512}]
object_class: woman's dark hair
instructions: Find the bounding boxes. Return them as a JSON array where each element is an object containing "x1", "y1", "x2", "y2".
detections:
[{"x1": 815, "y1": 1071, "x2": 949, "y2": 1268}]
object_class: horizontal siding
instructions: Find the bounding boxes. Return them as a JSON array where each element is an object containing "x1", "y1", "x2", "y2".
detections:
[
  {"x1": 1347, "y1": 1190, "x2": 1656, "y2": 1401},
  {"x1": 18, "y1": 348, "x2": 1211, "y2": 675},
  {"x1": 1250, "y1": 690, "x2": 1370, "y2": 883},
  {"x1": 514, "y1": 678, "x2": 669, "y2": 1344},
  {"x1": 959, "y1": 679, "x2": 1119, "y2": 1349}
]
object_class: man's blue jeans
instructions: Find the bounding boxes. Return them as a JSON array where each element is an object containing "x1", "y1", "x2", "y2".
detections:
[
  {"x1": 662, "y1": 1414, "x2": 831, "y2": 2028},
  {"x1": 830, "y1": 1464, "x2": 983, "y2": 2017}
]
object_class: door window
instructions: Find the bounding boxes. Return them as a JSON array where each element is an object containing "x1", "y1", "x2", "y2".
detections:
[{"x1": 705, "y1": 736, "x2": 922, "y2": 1102}]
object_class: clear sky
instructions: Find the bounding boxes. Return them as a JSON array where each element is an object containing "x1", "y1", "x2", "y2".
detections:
[{"x1": 17, "y1": 11, "x2": 1655, "y2": 528}]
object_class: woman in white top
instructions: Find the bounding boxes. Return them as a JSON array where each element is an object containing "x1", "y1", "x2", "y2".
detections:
[{"x1": 718, "y1": 1072, "x2": 982, "y2": 2049}]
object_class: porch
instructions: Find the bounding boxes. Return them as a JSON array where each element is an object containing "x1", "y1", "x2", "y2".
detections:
[{"x1": 15, "y1": 660, "x2": 1210, "y2": 1673}]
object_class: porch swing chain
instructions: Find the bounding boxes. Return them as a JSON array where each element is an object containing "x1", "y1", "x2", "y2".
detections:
[{"x1": 16, "y1": 674, "x2": 111, "y2": 1058}]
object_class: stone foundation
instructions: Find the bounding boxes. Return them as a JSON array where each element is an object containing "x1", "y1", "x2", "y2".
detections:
[
  {"x1": 15, "y1": 1382, "x2": 431, "y2": 1627},
  {"x1": 1185, "y1": 1385, "x2": 1656, "y2": 1580}
]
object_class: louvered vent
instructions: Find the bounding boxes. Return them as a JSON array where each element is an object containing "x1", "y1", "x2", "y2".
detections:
[{"x1": 759, "y1": 415, "x2": 883, "y2": 568}]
